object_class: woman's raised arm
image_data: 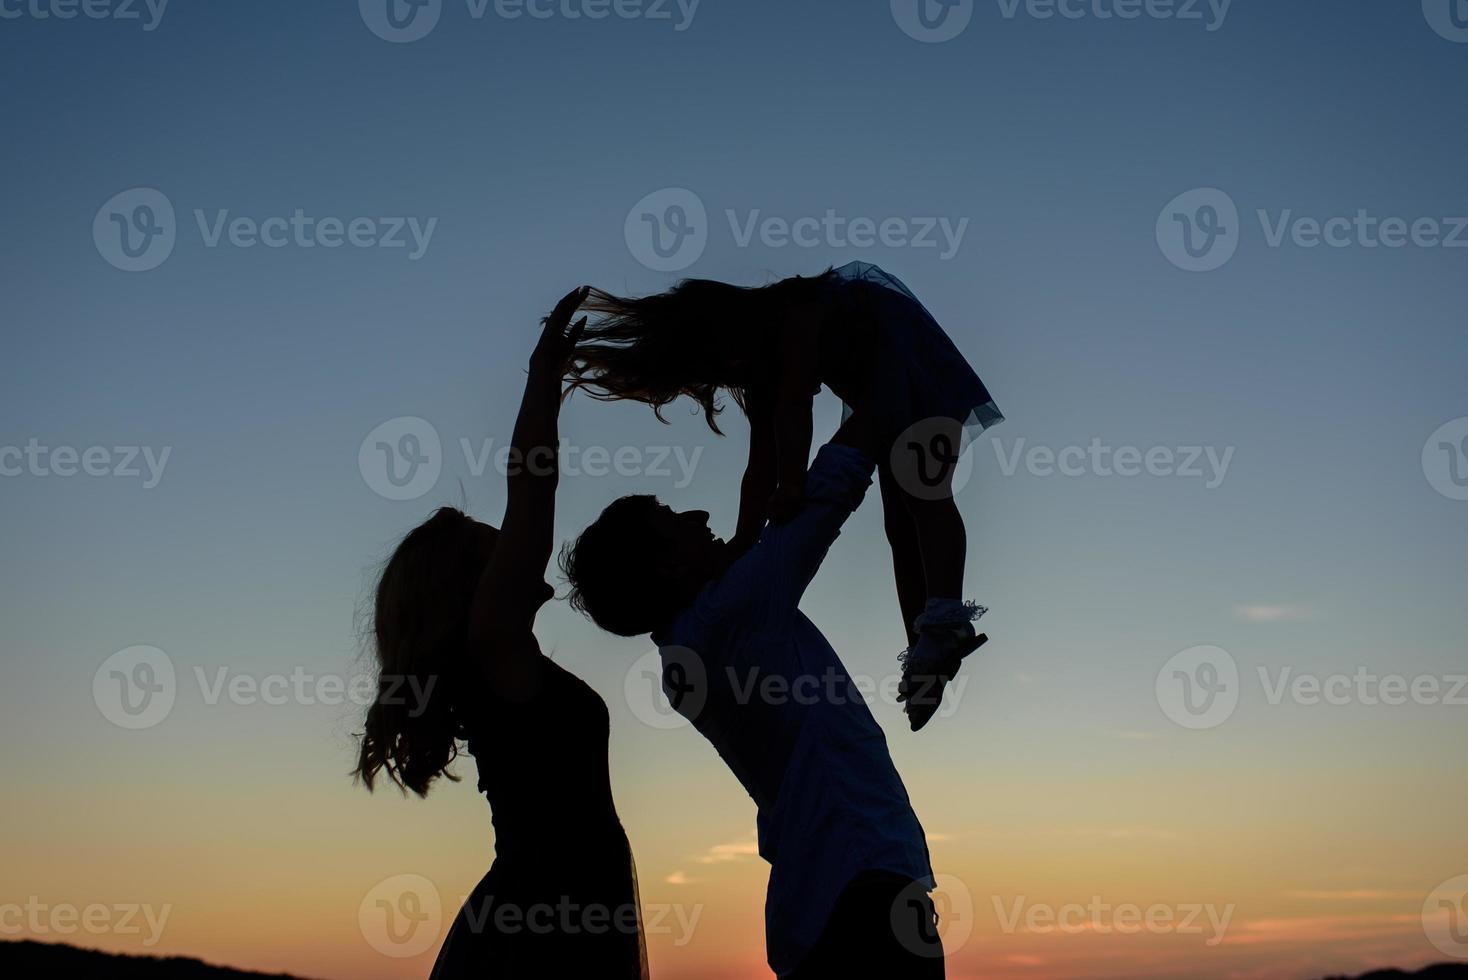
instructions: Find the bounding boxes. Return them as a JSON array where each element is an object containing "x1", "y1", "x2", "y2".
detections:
[{"x1": 468, "y1": 285, "x2": 588, "y2": 699}]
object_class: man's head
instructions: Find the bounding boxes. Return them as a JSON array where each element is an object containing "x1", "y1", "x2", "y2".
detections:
[{"x1": 562, "y1": 495, "x2": 728, "y2": 637}]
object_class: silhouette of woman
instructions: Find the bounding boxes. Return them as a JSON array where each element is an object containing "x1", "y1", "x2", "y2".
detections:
[{"x1": 354, "y1": 287, "x2": 648, "y2": 978}]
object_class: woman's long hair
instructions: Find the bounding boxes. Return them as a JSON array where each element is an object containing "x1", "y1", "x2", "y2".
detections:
[
  {"x1": 565, "y1": 270, "x2": 834, "y2": 433},
  {"x1": 354, "y1": 507, "x2": 489, "y2": 797}
]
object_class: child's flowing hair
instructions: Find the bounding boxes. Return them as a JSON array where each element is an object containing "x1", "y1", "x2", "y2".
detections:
[{"x1": 566, "y1": 270, "x2": 834, "y2": 433}]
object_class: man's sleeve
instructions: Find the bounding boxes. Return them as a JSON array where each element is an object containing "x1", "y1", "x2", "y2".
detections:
[
  {"x1": 698, "y1": 443, "x2": 875, "y2": 625},
  {"x1": 761, "y1": 443, "x2": 875, "y2": 607}
]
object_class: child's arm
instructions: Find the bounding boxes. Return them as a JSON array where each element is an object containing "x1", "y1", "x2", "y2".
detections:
[
  {"x1": 729, "y1": 385, "x2": 777, "y2": 557},
  {"x1": 767, "y1": 304, "x2": 823, "y2": 523}
]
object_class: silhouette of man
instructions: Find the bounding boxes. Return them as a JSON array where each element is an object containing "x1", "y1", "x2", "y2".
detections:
[{"x1": 563, "y1": 416, "x2": 944, "y2": 977}]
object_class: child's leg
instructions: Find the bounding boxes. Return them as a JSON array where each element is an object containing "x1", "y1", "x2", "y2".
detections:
[
  {"x1": 878, "y1": 465, "x2": 927, "y2": 650},
  {"x1": 893, "y1": 415, "x2": 968, "y2": 604},
  {"x1": 905, "y1": 492, "x2": 966, "y2": 603},
  {"x1": 892, "y1": 417, "x2": 984, "y2": 731}
]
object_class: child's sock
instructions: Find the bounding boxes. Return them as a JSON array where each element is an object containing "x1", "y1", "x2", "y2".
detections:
[{"x1": 911, "y1": 597, "x2": 987, "y2": 638}]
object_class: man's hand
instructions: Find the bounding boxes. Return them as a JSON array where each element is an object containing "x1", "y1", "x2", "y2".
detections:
[{"x1": 530, "y1": 285, "x2": 589, "y2": 375}]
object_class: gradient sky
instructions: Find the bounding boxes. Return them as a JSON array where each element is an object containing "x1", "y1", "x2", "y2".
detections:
[{"x1": 2, "y1": 2, "x2": 1466, "y2": 978}]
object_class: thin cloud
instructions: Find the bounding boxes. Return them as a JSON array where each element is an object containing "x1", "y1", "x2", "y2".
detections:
[
  {"x1": 1283, "y1": 890, "x2": 1421, "y2": 901},
  {"x1": 1235, "y1": 604, "x2": 1314, "y2": 623},
  {"x1": 1225, "y1": 913, "x2": 1420, "y2": 946},
  {"x1": 1062, "y1": 827, "x2": 1182, "y2": 842},
  {"x1": 1004, "y1": 954, "x2": 1047, "y2": 967},
  {"x1": 695, "y1": 836, "x2": 759, "y2": 864}
]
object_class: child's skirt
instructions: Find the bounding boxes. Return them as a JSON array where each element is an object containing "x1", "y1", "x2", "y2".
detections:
[{"x1": 828, "y1": 261, "x2": 1003, "y2": 444}]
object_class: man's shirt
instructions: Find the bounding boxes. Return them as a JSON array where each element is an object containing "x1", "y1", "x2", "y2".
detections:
[{"x1": 651, "y1": 443, "x2": 935, "y2": 976}]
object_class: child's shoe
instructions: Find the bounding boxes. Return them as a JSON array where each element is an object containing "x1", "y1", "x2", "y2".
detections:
[{"x1": 898, "y1": 599, "x2": 988, "y2": 732}]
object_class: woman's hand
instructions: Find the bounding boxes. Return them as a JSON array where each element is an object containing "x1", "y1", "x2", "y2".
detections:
[{"x1": 530, "y1": 285, "x2": 589, "y2": 375}]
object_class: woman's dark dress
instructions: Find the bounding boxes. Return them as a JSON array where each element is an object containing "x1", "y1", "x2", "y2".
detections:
[{"x1": 430, "y1": 655, "x2": 648, "y2": 979}]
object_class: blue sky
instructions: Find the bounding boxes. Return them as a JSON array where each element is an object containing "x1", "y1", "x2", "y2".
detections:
[{"x1": 2, "y1": 3, "x2": 1466, "y2": 978}]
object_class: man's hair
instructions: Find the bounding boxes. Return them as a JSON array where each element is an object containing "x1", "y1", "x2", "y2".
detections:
[{"x1": 561, "y1": 495, "x2": 678, "y2": 637}]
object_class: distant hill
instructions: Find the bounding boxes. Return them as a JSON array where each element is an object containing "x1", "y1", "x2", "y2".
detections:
[
  {"x1": 4, "y1": 939, "x2": 1465, "y2": 979},
  {"x1": 0, "y1": 940, "x2": 319, "y2": 978},
  {"x1": 1321, "y1": 968, "x2": 1468, "y2": 980}
]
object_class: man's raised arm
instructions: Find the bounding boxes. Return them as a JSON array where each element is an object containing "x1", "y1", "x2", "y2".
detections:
[{"x1": 757, "y1": 414, "x2": 882, "y2": 607}]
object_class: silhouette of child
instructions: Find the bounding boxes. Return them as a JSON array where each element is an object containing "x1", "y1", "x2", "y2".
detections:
[{"x1": 567, "y1": 262, "x2": 1002, "y2": 730}]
